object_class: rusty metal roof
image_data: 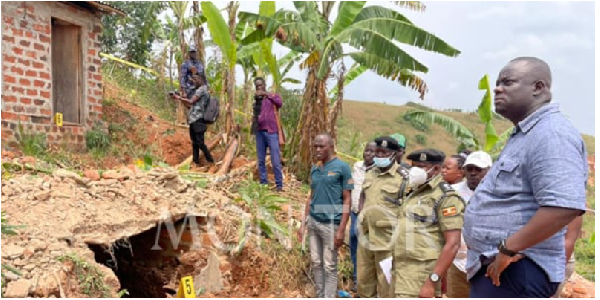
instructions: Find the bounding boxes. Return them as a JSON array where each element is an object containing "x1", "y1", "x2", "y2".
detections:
[{"x1": 64, "y1": 1, "x2": 126, "y2": 16}]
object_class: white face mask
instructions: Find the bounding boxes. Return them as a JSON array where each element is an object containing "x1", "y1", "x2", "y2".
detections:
[{"x1": 408, "y1": 166, "x2": 433, "y2": 187}]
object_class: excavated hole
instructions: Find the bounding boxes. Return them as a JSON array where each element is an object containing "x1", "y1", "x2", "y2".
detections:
[{"x1": 87, "y1": 220, "x2": 192, "y2": 298}]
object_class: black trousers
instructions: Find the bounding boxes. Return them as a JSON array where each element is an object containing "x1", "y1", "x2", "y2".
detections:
[{"x1": 189, "y1": 120, "x2": 214, "y2": 165}]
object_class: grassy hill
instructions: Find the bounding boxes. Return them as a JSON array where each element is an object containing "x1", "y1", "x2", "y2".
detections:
[{"x1": 336, "y1": 100, "x2": 595, "y2": 159}]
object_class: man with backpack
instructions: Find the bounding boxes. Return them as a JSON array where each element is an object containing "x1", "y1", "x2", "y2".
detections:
[
  {"x1": 251, "y1": 77, "x2": 283, "y2": 191},
  {"x1": 173, "y1": 74, "x2": 215, "y2": 168}
]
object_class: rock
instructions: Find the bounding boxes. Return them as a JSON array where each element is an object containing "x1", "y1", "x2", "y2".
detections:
[
  {"x1": 19, "y1": 156, "x2": 36, "y2": 165},
  {"x1": 31, "y1": 240, "x2": 48, "y2": 251},
  {"x1": 2, "y1": 244, "x2": 24, "y2": 258},
  {"x1": 34, "y1": 190, "x2": 51, "y2": 201},
  {"x1": 102, "y1": 170, "x2": 129, "y2": 181},
  {"x1": 4, "y1": 279, "x2": 32, "y2": 298},
  {"x1": 54, "y1": 169, "x2": 88, "y2": 186},
  {"x1": 194, "y1": 252, "x2": 224, "y2": 294},
  {"x1": 13, "y1": 259, "x2": 26, "y2": 266},
  {"x1": 4, "y1": 270, "x2": 20, "y2": 281},
  {"x1": 23, "y1": 264, "x2": 36, "y2": 271},
  {"x1": 23, "y1": 246, "x2": 35, "y2": 259},
  {"x1": 83, "y1": 170, "x2": 101, "y2": 181},
  {"x1": 34, "y1": 274, "x2": 59, "y2": 297}
]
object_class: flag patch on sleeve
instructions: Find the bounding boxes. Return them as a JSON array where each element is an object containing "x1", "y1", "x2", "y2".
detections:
[{"x1": 442, "y1": 206, "x2": 458, "y2": 216}]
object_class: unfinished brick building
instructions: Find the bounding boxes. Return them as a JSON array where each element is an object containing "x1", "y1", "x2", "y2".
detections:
[{"x1": 1, "y1": 1, "x2": 123, "y2": 149}]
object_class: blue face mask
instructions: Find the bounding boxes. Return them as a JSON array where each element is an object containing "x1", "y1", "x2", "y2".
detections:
[{"x1": 374, "y1": 155, "x2": 395, "y2": 168}]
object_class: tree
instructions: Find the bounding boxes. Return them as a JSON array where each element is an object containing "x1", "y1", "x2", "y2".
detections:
[
  {"x1": 101, "y1": 1, "x2": 159, "y2": 66},
  {"x1": 240, "y1": 1, "x2": 460, "y2": 179},
  {"x1": 404, "y1": 75, "x2": 512, "y2": 158}
]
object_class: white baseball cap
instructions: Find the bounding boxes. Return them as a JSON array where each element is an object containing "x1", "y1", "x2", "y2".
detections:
[{"x1": 464, "y1": 151, "x2": 493, "y2": 168}]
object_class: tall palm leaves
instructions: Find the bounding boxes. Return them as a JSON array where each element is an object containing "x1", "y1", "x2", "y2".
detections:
[{"x1": 240, "y1": 1, "x2": 460, "y2": 179}]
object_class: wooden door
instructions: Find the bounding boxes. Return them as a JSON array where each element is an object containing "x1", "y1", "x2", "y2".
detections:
[{"x1": 51, "y1": 21, "x2": 81, "y2": 124}]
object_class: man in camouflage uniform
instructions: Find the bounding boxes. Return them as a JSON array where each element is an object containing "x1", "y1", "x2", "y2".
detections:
[
  {"x1": 392, "y1": 149, "x2": 464, "y2": 298},
  {"x1": 356, "y1": 136, "x2": 409, "y2": 298}
]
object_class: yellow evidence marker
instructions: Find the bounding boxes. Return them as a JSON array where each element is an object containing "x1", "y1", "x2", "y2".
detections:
[
  {"x1": 54, "y1": 112, "x2": 63, "y2": 126},
  {"x1": 175, "y1": 276, "x2": 196, "y2": 298}
]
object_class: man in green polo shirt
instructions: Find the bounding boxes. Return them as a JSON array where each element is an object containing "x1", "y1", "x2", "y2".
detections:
[{"x1": 297, "y1": 133, "x2": 353, "y2": 298}]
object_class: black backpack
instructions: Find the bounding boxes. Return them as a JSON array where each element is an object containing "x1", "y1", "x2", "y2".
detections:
[{"x1": 203, "y1": 95, "x2": 220, "y2": 124}]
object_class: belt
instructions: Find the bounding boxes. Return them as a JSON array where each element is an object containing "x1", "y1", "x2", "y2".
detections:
[{"x1": 479, "y1": 255, "x2": 494, "y2": 266}]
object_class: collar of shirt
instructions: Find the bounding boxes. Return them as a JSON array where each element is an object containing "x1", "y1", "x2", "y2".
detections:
[
  {"x1": 515, "y1": 103, "x2": 560, "y2": 135},
  {"x1": 374, "y1": 162, "x2": 400, "y2": 177}
]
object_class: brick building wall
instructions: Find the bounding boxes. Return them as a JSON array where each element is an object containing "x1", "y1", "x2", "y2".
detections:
[{"x1": 1, "y1": 1, "x2": 104, "y2": 149}]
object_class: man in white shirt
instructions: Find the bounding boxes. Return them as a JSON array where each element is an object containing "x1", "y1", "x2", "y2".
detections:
[
  {"x1": 349, "y1": 141, "x2": 376, "y2": 292},
  {"x1": 447, "y1": 151, "x2": 493, "y2": 298}
]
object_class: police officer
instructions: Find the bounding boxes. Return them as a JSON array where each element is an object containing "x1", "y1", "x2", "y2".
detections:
[
  {"x1": 356, "y1": 136, "x2": 409, "y2": 298},
  {"x1": 392, "y1": 149, "x2": 464, "y2": 298}
]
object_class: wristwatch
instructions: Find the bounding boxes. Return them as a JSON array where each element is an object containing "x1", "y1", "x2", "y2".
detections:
[
  {"x1": 498, "y1": 239, "x2": 518, "y2": 257},
  {"x1": 429, "y1": 273, "x2": 440, "y2": 283}
]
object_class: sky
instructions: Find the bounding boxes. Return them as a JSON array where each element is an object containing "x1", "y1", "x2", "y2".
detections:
[{"x1": 206, "y1": 1, "x2": 595, "y2": 135}]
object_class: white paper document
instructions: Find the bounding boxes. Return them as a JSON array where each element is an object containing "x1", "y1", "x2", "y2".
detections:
[{"x1": 379, "y1": 256, "x2": 393, "y2": 284}]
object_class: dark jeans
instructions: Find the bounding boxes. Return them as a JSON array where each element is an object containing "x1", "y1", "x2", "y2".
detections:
[
  {"x1": 255, "y1": 130, "x2": 283, "y2": 189},
  {"x1": 470, "y1": 257, "x2": 559, "y2": 298},
  {"x1": 349, "y1": 211, "x2": 359, "y2": 286},
  {"x1": 189, "y1": 120, "x2": 214, "y2": 165}
]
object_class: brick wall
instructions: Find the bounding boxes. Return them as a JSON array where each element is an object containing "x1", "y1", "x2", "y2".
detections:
[{"x1": 1, "y1": 1, "x2": 104, "y2": 149}]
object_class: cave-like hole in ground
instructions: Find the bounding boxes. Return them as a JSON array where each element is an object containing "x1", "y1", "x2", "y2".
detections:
[{"x1": 88, "y1": 219, "x2": 193, "y2": 298}]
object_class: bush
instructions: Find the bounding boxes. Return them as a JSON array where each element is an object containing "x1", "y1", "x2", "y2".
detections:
[
  {"x1": 85, "y1": 125, "x2": 111, "y2": 151},
  {"x1": 17, "y1": 123, "x2": 47, "y2": 157},
  {"x1": 415, "y1": 134, "x2": 427, "y2": 146}
]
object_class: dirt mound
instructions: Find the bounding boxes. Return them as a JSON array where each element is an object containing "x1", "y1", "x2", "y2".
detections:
[{"x1": 561, "y1": 273, "x2": 595, "y2": 298}]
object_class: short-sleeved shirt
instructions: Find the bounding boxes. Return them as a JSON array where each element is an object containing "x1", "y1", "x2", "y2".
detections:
[
  {"x1": 463, "y1": 103, "x2": 588, "y2": 283},
  {"x1": 360, "y1": 162, "x2": 408, "y2": 250},
  {"x1": 350, "y1": 161, "x2": 368, "y2": 210},
  {"x1": 310, "y1": 157, "x2": 354, "y2": 224},
  {"x1": 188, "y1": 85, "x2": 209, "y2": 125}
]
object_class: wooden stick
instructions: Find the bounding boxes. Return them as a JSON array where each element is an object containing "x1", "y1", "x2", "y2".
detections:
[{"x1": 217, "y1": 138, "x2": 239, "y2": 175}]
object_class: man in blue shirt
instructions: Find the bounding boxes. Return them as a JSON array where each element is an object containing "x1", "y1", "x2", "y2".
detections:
[
  {"x1": 463, "y1": 57, "x2": 588, "y2": 297},
  {"x1": 297, "y1": 133, "x2": 353, "y2": 298},
  {"x1": 180, "y1": 48, "x2": 206, "y2": 98}
]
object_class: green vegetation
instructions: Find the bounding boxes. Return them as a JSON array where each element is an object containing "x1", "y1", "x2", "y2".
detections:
[
  {"x1": 17, "y1": 123, "x2": 47, "y2": 157},
  {"x1": 575, "y1": 185, "x2": 595, "y2": 281},
  {"x1": 1, "y1": 212, "x2": 22, "y2": 297},
  {"x1": 57, "y1": 253, "x2": 112, "y2": 298}
]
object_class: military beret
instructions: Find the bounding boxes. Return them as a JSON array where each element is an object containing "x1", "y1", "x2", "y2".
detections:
[
  {"x1": 374, "y1": 136, "x2": 401, "y2": 151},
  {"x1": 390, "y1": 133, "x2": 406, "y2": 148},
  {"x1": 407, "y1": 148, "x2": 446, "y2": 163}
]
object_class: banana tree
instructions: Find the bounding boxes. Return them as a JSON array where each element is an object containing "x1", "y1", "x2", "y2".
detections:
[
  {"x1": 404, "y1": 74, "x2": 511, "y2": 157},
  {"x1": 201, "y1": 1, "x2": 239, "y2": 140},
  {"x1": 240, "y1": 1, "x2": 460, "y2": 179}
]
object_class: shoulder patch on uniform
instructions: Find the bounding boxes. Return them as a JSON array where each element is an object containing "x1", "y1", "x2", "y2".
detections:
[
  {"x1": 439, "y1": 182, "x2": 454, "y2": 193},
  {"x1": 442, "y1": 206, "x2": 458, "y2": 217},
  {"x1": 327, "y1": 171, "x2": 336, "y2": 176},
  {"x1": 347, "y1": 178, "x2": 354, "y2": 185}
]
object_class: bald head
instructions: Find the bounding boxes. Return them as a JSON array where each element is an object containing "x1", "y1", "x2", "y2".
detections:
[
  {"x1": 508, "y1": 57, "x2": 552, "y2": 89},
  {"x1": 315, "y1": 133, "x2": 334, "y2": 146},
  {"x1": 313, "y1": 133, "x2": 335, "y2": 162},
  {"x1": 494, "y1": 57, "x2": 553, "y2": 124}
]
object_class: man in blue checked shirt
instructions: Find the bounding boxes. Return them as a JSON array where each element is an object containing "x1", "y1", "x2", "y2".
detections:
[
  {"x1": 180, "y1": 48, "x2": 206, "y2": 98},
  {"x1": 463, "y1": 57, "x2": 588, "y2": 297}
]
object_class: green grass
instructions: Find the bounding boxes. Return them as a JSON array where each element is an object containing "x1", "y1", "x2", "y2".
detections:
[
  {"x1": 57, "y1": 253, "x2": 111, "y2": 297},
  {"x1": 575, "y1": 186, "x2": 595, "y2": 281}
]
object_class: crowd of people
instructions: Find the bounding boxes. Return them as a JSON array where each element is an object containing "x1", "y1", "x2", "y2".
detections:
[
  {"x1": 172, "y1": 51, "x2": 589, "y2": 298},
  {"x1": 296, "y1": 57, "x2": 589, "y2": 298}
]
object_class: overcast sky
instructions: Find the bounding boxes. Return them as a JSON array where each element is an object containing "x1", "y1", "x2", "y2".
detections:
[{"x1": 209, "y1": 1, "x2": 595, "y2": 135}]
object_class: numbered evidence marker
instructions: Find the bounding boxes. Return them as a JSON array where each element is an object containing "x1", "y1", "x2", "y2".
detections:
[
  {"x1": 54, "y1": 112, "x2": 63, "y2": 127},
  {"x1": 175, "y1": 276, "x2": 196, "y2": 298}
]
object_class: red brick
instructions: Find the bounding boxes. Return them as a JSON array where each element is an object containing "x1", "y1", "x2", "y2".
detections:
[
  {"x1": 40, "y1": 72, "x2": 50, "y2": 80},
  {"x1": 17, "y1": 58, "x2": 30, "y2": 67},
  {"x1": 12, "y1": 105, "x2": 24, "y2": 113},
  {"x1": 40, "y1": 91, "x2": 50, "y2": 99},
  {"x1": 33, "y1": 80, "x2": 45, "y2": 88},
  {"x1": 32, "y1": 62, "x2": 44, "y2": 69},
  {"x1": 11, "y1": 28, "x2": 23, "y2": 37},
  {"x1": 10, "y1": 66, "x2": 23, "y2": 76},
  {"x1": 25, "y1": 31, "x2": 34, "y2": 38},
  {"x1": 11, "y1": 86, "x2": 25, "y2": 94},
  {"x1": 19, "y1": 40, "x2": 31, "y2": 47},
  {"x1": 25, "y1": 4, "x2": 34, "y2": 14},
  {"x1": 26, "y1": 89, "x2": 38, "y2": 96},
  {"x1": 4, "y1": 75, "x2": 17, "y2": 84},
  {"x1": 3, "y1": 36, "x2": 15, "y2": 43},
  {"x1": 25, "y1": 70, "x2": 37, "y2": 77},
  {"x1": 94, "y1": 90, "x2": 102, "y2": 96},
  {"x1": 25, "y1": 106, "x2": 37, "y2": 114},
  {"x1": 3, "y1": 16, "x2": 14, "y2": 25},
  {"x1": 26, "y1": 51, "x2": 36, "y2": 59},
  {"x1": 4, "y1": 56, "x2": 16, "y2": 63},
  {"x1": 88, "y1": 49, "x2": 96, "y2": 56},
  {"x1": 34, "y1": 99, "x2": 45, "y2": 106},
  {"x1": 33, "y1": 24, "x2": 45, "y2": 33},
  {"x1": 88, "y1": 32, "x2": 96, "y2": 40},
  {"x1": 20, "y1": 97, "x2": 32, "y2": 104},
  {"x1": 2, "y1": 95, "x2": 18, "y2": 103},
  {"x1": 12, "y1": 47, "x2": 23, "y2": 55},
  {"x1": 40, "y1": 109, "x2": 52, "y2": 116},
  {"x1": 1, "y1": 111, "x2": 18, "y2": 121},
  {"x1": 33, "y1": 43, "x2": 44, "y2": 51},
  {"x1": 39, "y1": 34, "x2": 50, "y2": 43},
  {"x1": 19, "y1": 78, "x2": 31, "y2": 86},
  {"x1": 93, "y1": 74, "x2": 102, "y2": 81}
]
